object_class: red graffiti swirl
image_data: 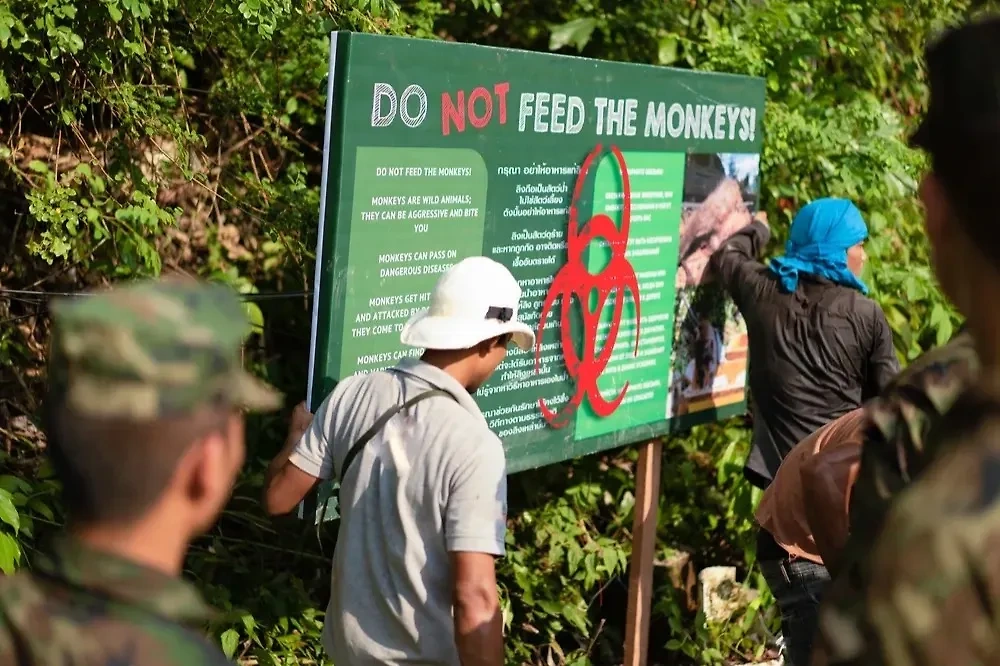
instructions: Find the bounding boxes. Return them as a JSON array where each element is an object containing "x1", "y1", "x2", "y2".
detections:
[{"x1": 536, "y1": 145, "x2": 641, "y2": 429}]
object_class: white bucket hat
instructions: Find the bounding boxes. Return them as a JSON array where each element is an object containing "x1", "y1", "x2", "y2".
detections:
[{"x1": 400, "y1": 256, "x2": 536, "y2": 352}]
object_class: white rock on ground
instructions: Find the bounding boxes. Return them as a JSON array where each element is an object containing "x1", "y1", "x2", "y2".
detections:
[
  {"x1": 698, "y1": 565, "x2": 760, "y2": 624},
  {"x1": 698, "y1": 566, "x2": 738, "y2": 623}
]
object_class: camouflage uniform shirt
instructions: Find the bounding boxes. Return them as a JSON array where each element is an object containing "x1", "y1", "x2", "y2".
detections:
[
  {"x1": 814, "y1": 329, "x2": 979, "y2": 664},
  {"x1": 819, "y1": 381, "x2": 1000, "y2": 664},
  {"x1": 0, "y1": 538, "x2": 231, "y2": 665}
]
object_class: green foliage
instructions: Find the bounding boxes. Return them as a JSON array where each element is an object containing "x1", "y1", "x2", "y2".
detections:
[
  {"x1": 0, "y1": 484, "x2": 21, "y2": 574},
  {"x1": 23, "y1": 160, "x2": 178, "y2": 274},
  {"x1": 654, "y1": 421, "x2": 776, "y2": 664},
  {"x1": 2, "y1": 0, "x2": 997, "y2": 663},
  {"x1": 500, "y1": 459, "x2": 633, "y2": 663},
  {"x1": 0, "y1": 462, "x2": 61, "y2": 575}
]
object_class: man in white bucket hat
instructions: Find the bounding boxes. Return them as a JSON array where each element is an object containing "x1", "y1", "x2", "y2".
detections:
[{"x1": 264, "y1": 256, "x2": 534, "y2": 666}]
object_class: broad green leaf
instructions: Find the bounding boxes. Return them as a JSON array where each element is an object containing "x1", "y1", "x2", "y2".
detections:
[
  {"x1": 0, "y1": 476, "x2": 30, "y2": 494},
  {"x1": 601, "y1": 547, "x2": 617, "y2": 574},
  {"x1": 566, "y1": 544, "x2": 582, "y2": 575},
  {"x1": 584, "y1": 552, "x2": 597, "y2": 578},
  {"x1": 869, "y1": 211, "x2": 888, "y2": 233},
  {"x1": 0, "y1": 532, "x2": 19, "y2": 574},
  {"x1": 537, "y1": 599, "x2": 561, "y2": 615},
  {"x1": 704, "y1": 647, "x2": 724, "y2": 662},
  {"x1": 29, "y1": 498, "x2": 54, "y2": 522},
  {"x1": 19, "y1": 515, "x2": 32, "y2": 538},
  {"x1": 242, "y1": 302, "x2": 264, "y2": 335},
  {"x1": 929, "y1": 302, "x2": 947, "y2": 330},
  {"x1": 220, "y1": 628, "x2": 240, "y2": 659},
  {"x1": 562, "y1": 602, "x2": 588, "y2": 634},
  {"x1": 0, "y1": 490, "x2": 18, "y2": 533},
  {"x1": 658, "y1": 35, "x2": 679, "y2": 65},
  {"x1": 549, "y1": 18, "x2": 597, "y2": 52},
  {"x1": 926, "y1": 302, "x2": 951, "y2": 345}
]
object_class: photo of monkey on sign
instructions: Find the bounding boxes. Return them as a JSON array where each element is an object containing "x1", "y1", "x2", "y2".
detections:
[
  {"x1": 667, "y1": 153, "x2": 759, "y2": 419},
  {"x1": 676, "y1": 153, "x2": 759, "y2": 289}
]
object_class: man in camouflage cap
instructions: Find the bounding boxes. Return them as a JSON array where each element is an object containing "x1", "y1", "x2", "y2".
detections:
[
  {"x1": 811, "y1": 329, "x2": 978, "y2": 665},
  {"x1": 811, "y1": 15, "x2": 1000, "y2": 665},
  {"x1": 0, "y1": 279, "x2": 281, "y2": 664}
]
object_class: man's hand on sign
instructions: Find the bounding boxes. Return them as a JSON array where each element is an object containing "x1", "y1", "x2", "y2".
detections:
[
  {"x1": 263, "y1": 401, "x2": 320, "y2": 516},
  {"x1": 289, "y1": 401, "x2": 313, "y2": 444},
  {"x1": 753, "y1": 210, "x2": 769, "y2": 228}
]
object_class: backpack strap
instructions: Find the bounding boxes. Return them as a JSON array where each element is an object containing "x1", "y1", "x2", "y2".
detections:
[
  {"x1": 316, "y1": 369, "x2": 456, "y2": 548},
  {"x1": 337, "y1": 387, "x2": 453, "y2": 485}
]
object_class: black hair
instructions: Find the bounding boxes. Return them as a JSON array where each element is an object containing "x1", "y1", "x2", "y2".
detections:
[{"x1": 44, "y1": 393, "x2": 231, "y2": 525}]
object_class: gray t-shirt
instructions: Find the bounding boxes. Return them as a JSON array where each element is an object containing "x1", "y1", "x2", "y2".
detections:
[{"x1": 289, "y1": 358, "x2": 507, "y2": 665}]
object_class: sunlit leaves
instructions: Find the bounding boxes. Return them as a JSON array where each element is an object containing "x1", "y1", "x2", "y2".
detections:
[{"x1": 548, "y1": 17, "x2": 597, "y2": 52}]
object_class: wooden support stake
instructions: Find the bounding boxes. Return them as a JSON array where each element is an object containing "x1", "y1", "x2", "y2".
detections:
[{"x1": 624, "y1": 439, "x2": 663, "y2": 666}]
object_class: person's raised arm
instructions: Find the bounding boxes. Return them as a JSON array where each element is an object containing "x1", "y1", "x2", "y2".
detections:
[
  {"x1": 864, "y1": 308, "x2": 901, "y2": 400},
  {"x1": 709, "y1": 212, "x2": 771, "y2": 309},
  {"x1": 264, "y1": 401, "x2": 324, "y2": 516},
  {"x1": 446, "y1": 436, "x2": 507, "y2": 666}
]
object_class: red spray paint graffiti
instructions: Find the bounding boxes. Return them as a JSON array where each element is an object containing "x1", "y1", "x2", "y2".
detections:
[{"x1": 536, "y1": 145, "x2": 641, "y2": 428}]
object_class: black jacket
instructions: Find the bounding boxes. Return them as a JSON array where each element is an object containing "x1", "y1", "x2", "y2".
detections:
[{"x1": 711, "y1": 220, "x2": 900, "y2": 489}]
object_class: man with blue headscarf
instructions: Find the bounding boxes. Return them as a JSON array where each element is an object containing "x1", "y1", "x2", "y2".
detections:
[
  {"x1": 710, "y1": 197, "x2": 899, "y2": 666},
  {"x1": 769, "y1": 198, "x2": 871, "y2": 296}
]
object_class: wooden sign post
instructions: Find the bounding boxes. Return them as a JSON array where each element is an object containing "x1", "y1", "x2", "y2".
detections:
[{"x1": 624, "y1": 439, "x2": 663, "y2": 666}]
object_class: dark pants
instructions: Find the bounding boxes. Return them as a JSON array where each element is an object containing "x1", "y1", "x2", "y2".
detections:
[{"x1": 759, "y1": 552, "x2": 831, "y2": 666}]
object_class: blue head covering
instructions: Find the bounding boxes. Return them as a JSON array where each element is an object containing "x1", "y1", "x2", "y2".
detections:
[{"x1": 768, "y1": 198, "x2": 869, "y2": 295}]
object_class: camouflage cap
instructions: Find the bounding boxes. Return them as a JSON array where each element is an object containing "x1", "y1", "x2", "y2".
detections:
[{"x1": 48, "y1": 279, "x2": 283, "y2": 419}]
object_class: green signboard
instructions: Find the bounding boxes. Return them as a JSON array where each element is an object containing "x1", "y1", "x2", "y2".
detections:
[{"x1": 307, "y1": 31, "x2": 765, "y2": 494}]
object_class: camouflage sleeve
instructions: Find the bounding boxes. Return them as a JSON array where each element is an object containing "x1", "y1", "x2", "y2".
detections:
[
  {"x1": 821, "y1": 391, "x2": 1000, "y2": 666},
  {"x1": 845, "y1": 331, "x2": 977, "y2": 571},
  {"x1": 813, "y1": 333, "x2": 978, "y2": 665}
]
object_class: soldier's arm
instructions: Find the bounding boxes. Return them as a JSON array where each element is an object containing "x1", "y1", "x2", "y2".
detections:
[
  {"x1": 847, "y1": 335, "x2": 977, "y2": 546},
  {"x1": 814, "y1": 342, "x2": 978, "y2": 666},
  {"x1": 830, "y1": 406, "x2": 1000, "y2": 666}
]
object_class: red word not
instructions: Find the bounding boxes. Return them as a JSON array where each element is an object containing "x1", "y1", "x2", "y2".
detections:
[
  {"x1": 441, "y1": 82, "x2": 510, "y2": 136},
  {"x1": 536, "y1": 145, "x2": 641, "y2": 428}
]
